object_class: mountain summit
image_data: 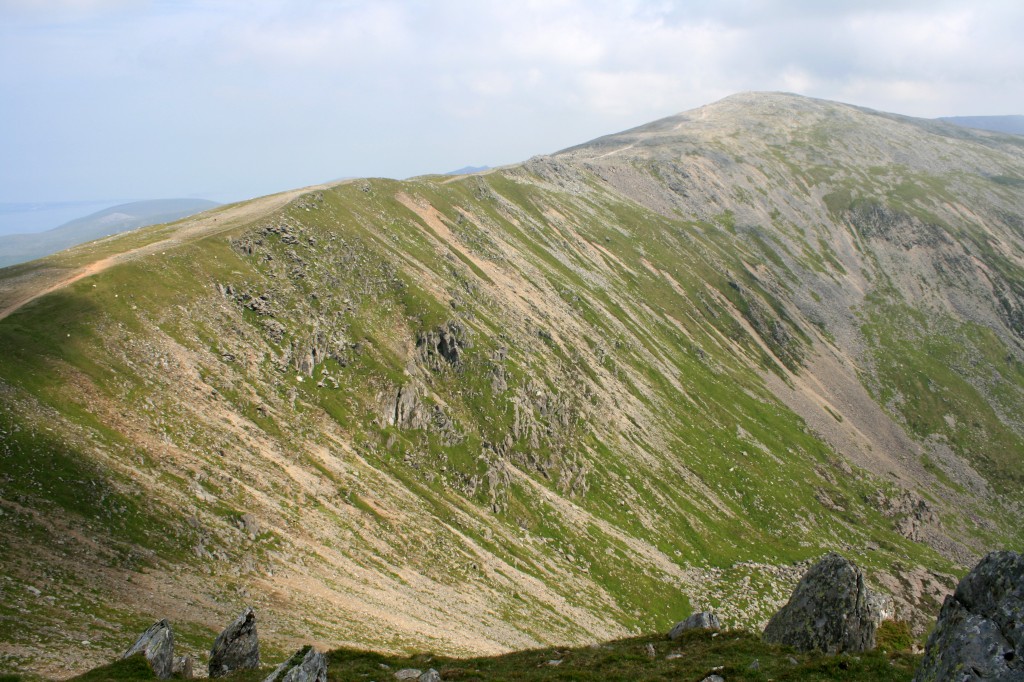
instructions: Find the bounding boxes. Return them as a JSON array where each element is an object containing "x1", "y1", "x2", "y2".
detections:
[{"x1": 1, "y1": 93, "x2": 1022, "y2": 676}]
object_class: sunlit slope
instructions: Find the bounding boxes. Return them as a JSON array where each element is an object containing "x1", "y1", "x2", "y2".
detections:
[{"x1": 1, "y1": 93, "x2": 1021, "y2": 677}]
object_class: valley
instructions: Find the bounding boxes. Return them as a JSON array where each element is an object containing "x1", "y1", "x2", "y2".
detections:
[{"x1": 1, "y1": 93, "x2": 1022, "y2": 678}]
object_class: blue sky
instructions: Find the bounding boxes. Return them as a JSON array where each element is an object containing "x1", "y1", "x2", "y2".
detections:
[{"x1": 1, "y1": 0, "x2": 1022, "y2": 207}]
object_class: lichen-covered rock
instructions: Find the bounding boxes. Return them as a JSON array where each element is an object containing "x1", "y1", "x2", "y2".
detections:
[
  {"x1": 913, "y1": 551, "x2": 1024, "y2": 682},
  {"x1": 123, "y1": 619, "x2": 175, "y2": 679},
  {"x1": 264, "y1": 646, "x2": 327, "y2": 682},
  {"x1": 418, "y1": 670, "x2": 441, "y2": 682},
  {"x1": 209, "y1": 607, "x2": 259, "y2": 678},
  {"x1": 172, "y1": 655, "x2": 193, "y2": 679},
  {"x1": 668, "y1": 611, "x2": 721, "y2": 639},
  {"x1": 762, "y1": 552, "x2": 876, "y2": 653}
]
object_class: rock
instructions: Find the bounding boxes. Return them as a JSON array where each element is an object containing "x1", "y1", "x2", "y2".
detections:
[
  {"x1": 264, "y1": 646, "x2": 327, "y2": 682},
  {"x1": 209, "y1": 607, "x2": 259, "y2": 678},
  {"x1": 395, "y1": 669, "x2": 422, "y2": 681},
  {"x1": 419, "y1": 669, "x2": 441, "y2": 682},
  {"x1": 123, "y1": 619, "x2": 175, "y2": 679},
  {"x1": 913, "y1": 550, "x2": 1023, "y2": 681},
  {"x1": 867, "y1": 591, "x2": 896, "y2": 627},
  {"x1": 762, "y1": 552, "x2": 876, "y2": 653},
  {"x1": 701, "y1": 676, "x2": 725, "y2": 682},
  {"x1": 668, "y1": 611, "x2": 721, "y2": 639},
  {"x1": 644, "y1": 642, "x2": 656, "y2": 658},
  {"x1": 172, "y1": 655, "x2": 193, "y2": 679}
]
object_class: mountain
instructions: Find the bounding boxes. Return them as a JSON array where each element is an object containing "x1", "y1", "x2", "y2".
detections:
[
  {"x1": 1, "y1": 93, "x2": 1022, "y2": 677},
  {"x1": 444, "y1": 165, "x2": 491, "y2": 176},
  {"x1": 0, "y1": 198, "x2": 220, "y2": 268},
  {"x1": 939, "y1": 115, "x2": 1024, "y2": 136}
]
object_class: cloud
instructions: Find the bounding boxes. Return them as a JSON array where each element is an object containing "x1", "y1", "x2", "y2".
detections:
[{"x1": 1, "y1": 0, "x2": 1023, "y2": 203}]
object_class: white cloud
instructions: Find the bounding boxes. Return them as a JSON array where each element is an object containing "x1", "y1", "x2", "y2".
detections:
[{"x1": 2, "y1": 0, "x2": 1023, "y2": 203}]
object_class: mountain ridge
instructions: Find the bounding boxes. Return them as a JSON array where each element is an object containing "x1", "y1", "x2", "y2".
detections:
[
  {"x1": 0, "y1": 198, "x2": 221, "y2": 269},
  {"x1": 0, "y1": 92, "x2": 1021, "y2": 677}
]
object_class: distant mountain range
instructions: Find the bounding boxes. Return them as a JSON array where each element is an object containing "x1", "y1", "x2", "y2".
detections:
[
  {"x1": 939, "y1": 115, "x2": 1024, "y2": 135},
  {"x1": 0, "y1": 198, "x2": 219, "y2": 267}
]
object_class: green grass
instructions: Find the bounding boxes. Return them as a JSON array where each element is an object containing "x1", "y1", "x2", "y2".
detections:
[
  {"x1": 59, "y1": 630, "x2": 920, "y2": 682},
  {"x1": 67, "y1": 655, "x2": 156, "y2": 682}
]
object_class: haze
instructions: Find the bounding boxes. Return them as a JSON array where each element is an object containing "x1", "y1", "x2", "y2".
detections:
[{"x1": 1, "y1": 0, "x2": 1022, "y2": 206}]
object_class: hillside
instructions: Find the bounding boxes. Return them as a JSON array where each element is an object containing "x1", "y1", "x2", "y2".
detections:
[
  {"x1": 0, "y1": 199, "x2": 220, "y2": 268},
  {"x1": 0, "y1": 92, "x2": 1022, "y2": 678}
]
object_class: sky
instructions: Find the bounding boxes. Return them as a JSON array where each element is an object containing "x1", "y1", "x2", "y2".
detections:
[{"x1": 1, "y1": 0, "x2": 1023, "y2": 210}]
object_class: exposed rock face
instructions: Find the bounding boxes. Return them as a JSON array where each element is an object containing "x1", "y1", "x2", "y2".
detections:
[
  {"x1": 668, "y1": 611, "x2": 721, "y2": 639},
  {"x1": 123, "y1": 619, "x2": 175, "y2": 679},
  {"x1": 264, "y1": 647, "x2": 327, "y2": 682},
  {"x1": 209, "y1": 607, "x2": 259, "y2": 678},
  {"x1": 172, "y1": 655, "x2": 193, "y2": 679},
  {"x1": 914, "y1": 551, "x2": 1024, "y2": 682},
  {"x1": 867, "y1": 591, "x2": 896, "y2": 627},
  {"x1": 762, "y1": 553, "x2": 876, "y2": 653}
]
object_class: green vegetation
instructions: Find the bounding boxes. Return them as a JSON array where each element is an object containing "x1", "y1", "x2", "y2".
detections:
[
  {"x1": 0, "y1": 93, "x2": 1021, "y2": 675},
  {"x1": 55, "y1": 630, "x2": 920, "y2": 682}
]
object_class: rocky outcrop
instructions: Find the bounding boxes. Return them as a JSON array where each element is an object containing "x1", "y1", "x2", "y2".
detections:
[
  {"x1": 762, "y1": 553, "x2": 876, "y2": 653},
  {"x1": 172, "y1": 655, "x2": 193, "y2": 679},
  {"x1": 417, "y1": 321, "x2": 472, "y2": 371},
  {"x1": 668, "y1": 611, "x2": 721, "y2": 639},
  {"x1": 209, "y1": 607, "x2": 260, "y2": 678},
  {"x1": 914, "y1": 551, "x2": 1024, "y2": 681},
  {"x1": 264, "y1": 646, "x2": 327, "y2": 682},
  {"x1": 123, "y1": 619, "x2": 175, "y2": 679}
]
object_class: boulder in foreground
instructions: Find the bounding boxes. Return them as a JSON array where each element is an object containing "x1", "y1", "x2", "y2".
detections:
[
  {"x1": 123, "y1": 619, "x2": 175, "y2": 679},
  {"x1": 264, "y1": 646, "x2": 327, "y2": 682},
  {"x1": 762, "y1": 552, "x2": 876, "y2": 653},
  {"x1": 209, "y1": 607, "x2": 259, "y2": 678},
  {"x1": 913, "y1": 550, "x2": 1024, "y2": 681},
  {"x1": 668, "y1": 611, "x2": 721, "y2": 639}
]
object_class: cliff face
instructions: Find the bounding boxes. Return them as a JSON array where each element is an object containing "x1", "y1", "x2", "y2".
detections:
[{"x1": 1, "y1": 92, "x2": 1021, "y2": 676}]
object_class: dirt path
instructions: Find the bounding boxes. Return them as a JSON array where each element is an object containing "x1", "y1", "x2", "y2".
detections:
[{"x1": 0, "y1": 183, "x2": 337, "y2": 323}]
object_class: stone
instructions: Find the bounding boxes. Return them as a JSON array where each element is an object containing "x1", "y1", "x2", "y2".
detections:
[
  {"x1": 172, "y1": 655, "x2": 193, "y2": 679},
  {"x1": 419, "y1": 669, "x2": 441, "y2": 682},
  {"x1": 867, "y1": 591, "x2": 896, "y2": 627},
  {"x1": 669, "y1": 611, "x2": 721, "y2": 639},
  {"x1": 762, "y1": 552, "x2": 876, "y2": 653},
  {"x1": 395, "y1": 669, "x2": 422, "y2": 681},
  {"x1": 209, "y1": 607, "x2": 259, "y2": 678},
  {"x1": 701, "y1": 676, "x2": 725, "y2": 682},
  {"x1": 264, "y1": 647, "x2": 327, "y2": 682},
  {"x1": 913, "y1": 550, "x2": 1024, "y2": 682},
  {"x1": 123, "y1": 619, "x2": 175, "y2": 679},
  {"x1": 644, "y1": 642, "x2": 656, "y2": 658}
]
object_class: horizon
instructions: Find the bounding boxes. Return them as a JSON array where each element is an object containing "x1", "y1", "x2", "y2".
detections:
[{"x1": 2, "y1": 1, "x2": 1024, "y2": 208}]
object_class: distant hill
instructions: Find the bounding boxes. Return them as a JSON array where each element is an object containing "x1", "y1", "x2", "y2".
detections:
[
  {"x1": 0, "y1": 198, "x2": 219, "y2": 267},
  {"x1": 444, "y1": 165, "x2": 490, "y2": 175},
  {"x1": 939, "y1": 115, "x2": 1024, "y2": 135}
]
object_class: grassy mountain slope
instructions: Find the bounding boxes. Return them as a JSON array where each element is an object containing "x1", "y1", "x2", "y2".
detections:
[{"x1": 0, "y1": 93, "x2": 1021, "y2": 677}]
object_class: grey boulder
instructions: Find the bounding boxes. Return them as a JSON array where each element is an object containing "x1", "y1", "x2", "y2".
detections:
[
  {"x1": 123, "y1": 619, "x2": 175, "y2": 679},
  {"x1": 913, "y1": 550, "x2": 1024, "y2": 681},
  {"x1": 668, "y1": 611, "x2": 721, "y2": 639},
  {"x1": 264, "y1": 646, "x2": 327, "y2": 682},
  {"x1": 209, "y1": 607, "x2": 260, "y2": 678},
  {"x1": 172, "y1": 655, "x2": 193, "y2": 679},
  {"x1": 762, "y1": 552, "x2": 876, "y2": 653}
]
